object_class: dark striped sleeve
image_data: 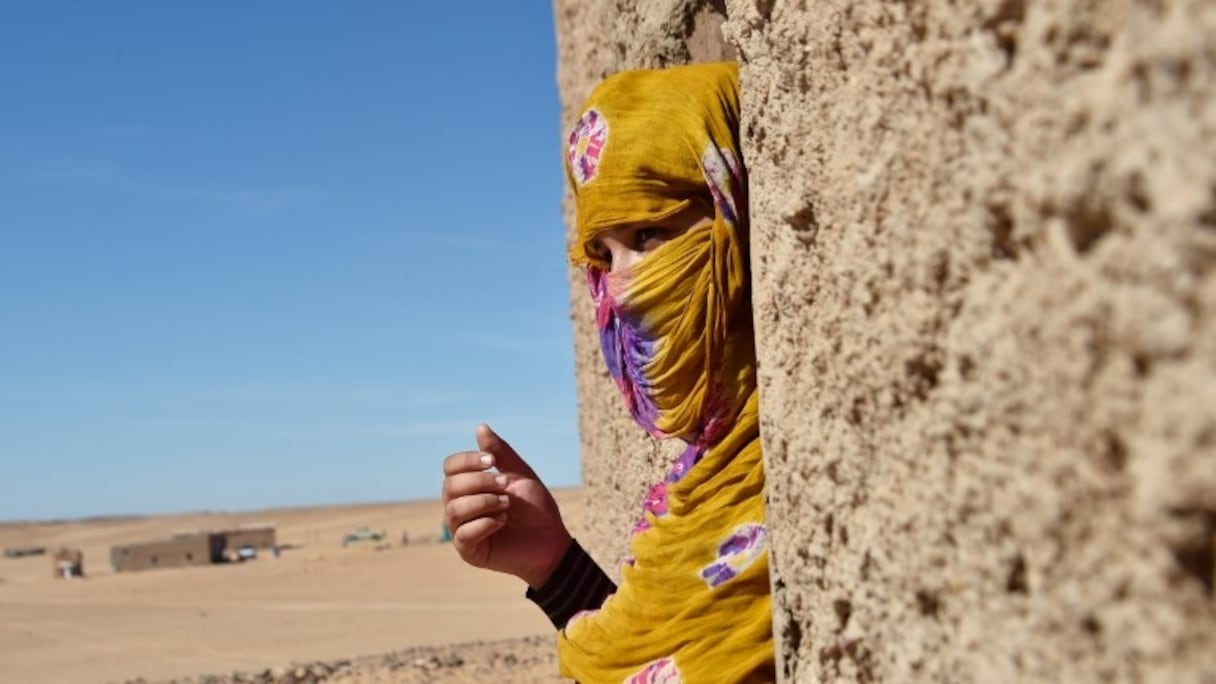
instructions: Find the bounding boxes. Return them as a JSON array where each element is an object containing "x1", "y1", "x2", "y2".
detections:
[{"x1": 525, "y1": 539, "x2": 617, "y2": 629}]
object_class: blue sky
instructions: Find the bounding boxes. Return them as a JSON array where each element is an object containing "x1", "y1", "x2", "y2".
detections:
[{"x1": 0, "y1": 2, "x2": 581, "y2": 520}]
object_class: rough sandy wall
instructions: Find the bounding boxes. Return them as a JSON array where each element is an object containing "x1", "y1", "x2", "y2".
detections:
[
  {"x1": 555, "y1": 0, "x2": 1215, "y2": 681},
  {"x1": 723, "y1": 0, "x2": 1216, "y2": 681},
  {"x1": 553, "y1": 0, "x2": 735, "y2": 575}
]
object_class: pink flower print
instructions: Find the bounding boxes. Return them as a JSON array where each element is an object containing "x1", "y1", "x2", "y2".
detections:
[
  {"x1": 643, "y1": 482, "x2": 668, "y2": 518},
  {"x1": 627, "y1": 657, "x2": 681, "y2": 684},
  {"x1": 631, "y1": 481, "x2": 668, "y2": 536},
  {"x1": 568, "y1": 109, "x2": 609, "y2": 185}
]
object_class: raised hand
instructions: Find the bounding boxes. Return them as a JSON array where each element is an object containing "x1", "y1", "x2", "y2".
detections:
[{"x1": 441, "y1": 424, "x2": 572, "y2": 588}]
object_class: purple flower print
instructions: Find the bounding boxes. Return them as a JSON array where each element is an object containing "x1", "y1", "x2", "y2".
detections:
[{"x1": 700, "y1": 523, "x2": 768, "y2": 589}]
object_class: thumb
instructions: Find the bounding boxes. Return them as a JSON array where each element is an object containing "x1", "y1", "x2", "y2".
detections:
[{"x1": 476, "y1": 424, "x2": 540, "y2": 481}]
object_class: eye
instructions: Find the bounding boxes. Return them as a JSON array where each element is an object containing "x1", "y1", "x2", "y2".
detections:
[{"x1": 634, "y1": 227, "x2": 666, "y2": 251}]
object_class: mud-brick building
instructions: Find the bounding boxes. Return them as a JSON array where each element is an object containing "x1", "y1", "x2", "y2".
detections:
[
  {"x1": 218, "y1": 525, "x2": 276, "y2": 553},
  {"x1": 110, "y1": 525, "x2": 278, "y2": 573},
  {"x1": 171, "y1": 525, "x2": 276, "y2": 555},
  {"x1": 110, "y1": 534, "x2": 216, "y2": 573}
]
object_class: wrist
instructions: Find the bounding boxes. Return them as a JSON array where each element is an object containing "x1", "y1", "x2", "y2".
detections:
[{"x1": 523, "y1": 533, "x2": 574, "y2": 590}]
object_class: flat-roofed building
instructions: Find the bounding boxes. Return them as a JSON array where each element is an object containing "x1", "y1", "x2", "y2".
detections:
[
  {"x1": 110, "y1": 534, "x2": 216, "y2": 573},
  {"x1": 109, "y1": 525, "x2": 278, "y2": 572},
  {"x1": 219, "y1": 525, "x2": 276, "y2": 553}
]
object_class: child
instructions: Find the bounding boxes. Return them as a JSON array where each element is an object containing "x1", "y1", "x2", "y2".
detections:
[{"x1": 441, "y1": 62, "x2": 773, "y2": 682}]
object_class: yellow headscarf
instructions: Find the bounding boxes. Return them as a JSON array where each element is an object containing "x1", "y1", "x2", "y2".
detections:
[{"x1": 562, "y1": 62, "x2": 774, "y2": 683}]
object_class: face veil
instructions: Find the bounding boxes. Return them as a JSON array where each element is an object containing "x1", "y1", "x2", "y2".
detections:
[{"x1": 568, "y1": 62, "x2": 755, "y2": 448}]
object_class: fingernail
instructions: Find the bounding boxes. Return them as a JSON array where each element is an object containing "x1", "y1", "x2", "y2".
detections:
[
  {"x1": 480, "y1": 453, "x2": 493, "y2": 466},
  {"x1": 498, "y1": 495, "x2": 509, "y2": 507},
  {"x1": 495, "y1": 474, "x2": 508, "y2": 487}
]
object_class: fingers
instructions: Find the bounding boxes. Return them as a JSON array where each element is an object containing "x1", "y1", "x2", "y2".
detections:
[
  {"x1": 443, "y1": 450, "x2": 494, "y2": 477},
  {"x1": 446, "y1": 491, "x2": 508, "y2": 559},
  {"x1": 442, "y1": 466, "x2": 510, "y2": 550},
  {"x1": 445, "y1": 492, "x2": 509, "y2": 530},
  {"x1": 476, "y1": 424, "x2": 540, "y2": 480},
  {"x1": 442, "y1": 470, "x2": 507, "y2": 503},
  {"x1": 452, "y1": 515, "x2": 505, "y2": 551}
]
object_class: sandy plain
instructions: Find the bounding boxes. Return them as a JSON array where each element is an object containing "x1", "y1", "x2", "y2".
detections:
[{"x1": 0, "y1": 489, "x2": 583, "y2": 683}]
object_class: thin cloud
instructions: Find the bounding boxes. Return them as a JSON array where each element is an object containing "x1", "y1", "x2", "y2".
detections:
[
  {"x1": 366, "y1": 416, "x2": 576, "y2": 439},
  {"x1": 464, "y1": 334, "x2": 570, "y2": 355},
  {"x1": 7, "y1": 157, "x2": 325, "y2": 219},
  {"x1": 12, "y1": 159, "x2": 122, "y2": 183},
  {"x1": 5, "y1": 385, "x2": 472, "y2": 410},
  {"x1": 366, "y1": 419, "x2": 484, "y2": 437},
  {"x1": 413, "y1": 234, "x2": 510, "y2": 250},
  {"x1": 203, "y1": 386, "x2": 471, "y2": 407}
]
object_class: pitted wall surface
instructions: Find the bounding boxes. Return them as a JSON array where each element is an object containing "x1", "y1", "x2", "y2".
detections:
[
  {"x1": 554, "y1": 0, "x2": 1215, "y2": 681},
  {"x1": 724, "y1": 0, "x2": 1216, "y2": 681}
]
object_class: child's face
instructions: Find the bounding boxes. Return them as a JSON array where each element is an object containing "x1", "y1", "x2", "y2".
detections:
[{"x1": 587, "y1": 203, "x2": 713, "y2": 273}]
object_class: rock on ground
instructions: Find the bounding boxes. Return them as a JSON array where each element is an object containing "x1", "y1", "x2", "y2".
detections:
[{"x1": 120, "y1": 635, "x2": 567, "y2": 684}]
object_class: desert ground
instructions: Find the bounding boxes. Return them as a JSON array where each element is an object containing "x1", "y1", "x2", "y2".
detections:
[{"x1": 0, "y1": 489, "x2": 584, "y2": 683}]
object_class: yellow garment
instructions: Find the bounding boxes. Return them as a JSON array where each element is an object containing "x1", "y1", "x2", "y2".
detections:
[{"x1": 560, "y1": 62, "x2": 774, "y2": 683}]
